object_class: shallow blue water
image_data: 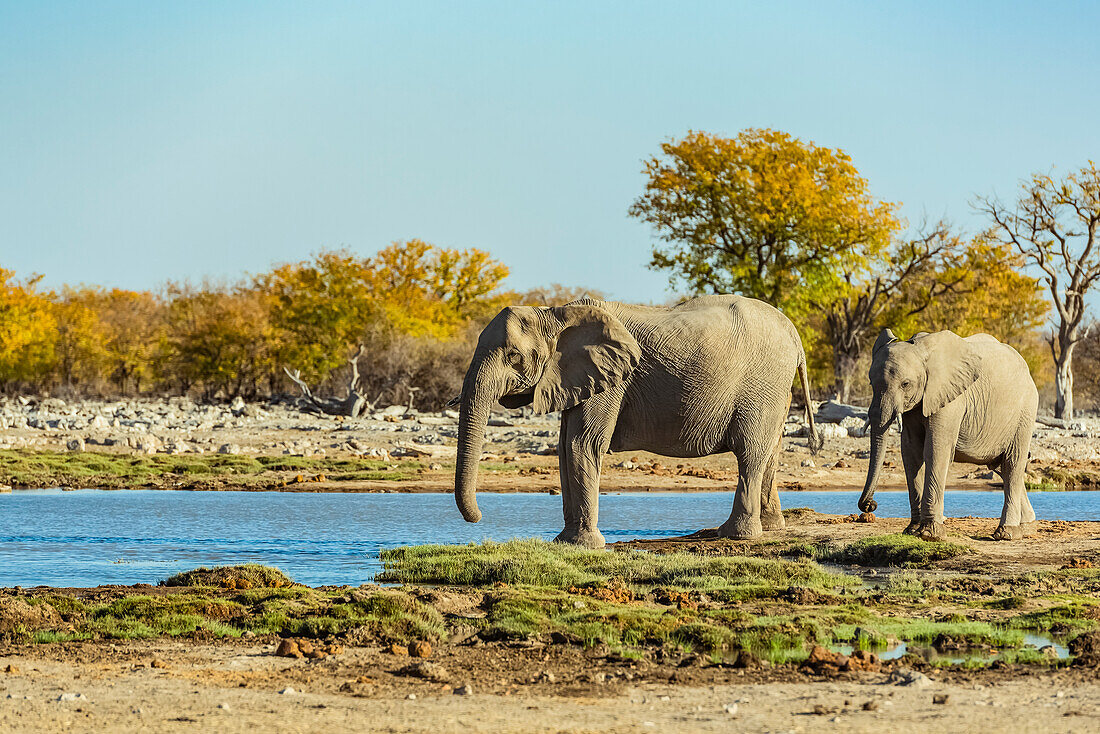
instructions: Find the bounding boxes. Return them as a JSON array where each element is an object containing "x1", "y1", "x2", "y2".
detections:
[{"x1": 1, "y1": 489, "x2": 1098, "y2": 587}]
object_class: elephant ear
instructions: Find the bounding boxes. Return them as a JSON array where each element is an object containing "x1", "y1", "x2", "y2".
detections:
[
  {"x1": 915, "y1": 331, "x2": 981, "y2": 417},
  {"x1": 872, "y1": 328, "x2": 898, "y2": 357},
  {"x1": 532, "y1": 304, "x2": 641, "y2": 414}
]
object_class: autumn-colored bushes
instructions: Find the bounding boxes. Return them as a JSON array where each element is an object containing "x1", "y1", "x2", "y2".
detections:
[{"x1": 0, "y1": 241, "x2": 517, "y2": 407}]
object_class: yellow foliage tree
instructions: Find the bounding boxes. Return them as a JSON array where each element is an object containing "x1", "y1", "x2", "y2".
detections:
[
  {"x1": 262, "y1": 241, "x2": 510, "y2": 389},
  {"x1": 92, "y1": 288, "x2": 168, "y2": 394},
  {"x1": 164, "y1": 283, "x2": 276, "y2": 399},
  {"x1": 52, "y1": 288, "x2": 111, "y2": 392},
  {"x1": 630, "y1": 129, "x2": 901, "y2": 319},
  {"x1": 0, "y1": 269, "x2": 57, "y2": 388}
]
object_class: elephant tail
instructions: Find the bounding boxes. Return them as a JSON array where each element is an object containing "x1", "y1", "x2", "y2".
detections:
[{"x1": 798, "y1": 356, "x2": 823, "y2": 455}]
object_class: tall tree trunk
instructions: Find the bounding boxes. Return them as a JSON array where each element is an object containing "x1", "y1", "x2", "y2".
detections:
[
  {"x1": 1055, "y1": 341, "x2": 1075, "y2": 420},
  {"x1": 832, "y1": 346, "x2": 859, "y2": 403}
]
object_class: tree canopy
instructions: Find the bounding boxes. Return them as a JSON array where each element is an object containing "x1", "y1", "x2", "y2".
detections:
[{"x1": 630, "y1": 128, "x2": 901, "y2": 317}]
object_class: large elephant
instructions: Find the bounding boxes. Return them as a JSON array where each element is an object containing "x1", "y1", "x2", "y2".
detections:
[
  {"x1": 857, "y1": 329, "x2": 1039, "y2": 541},
  {"x1": 452, "y1": 295, "x2": 822, "y2": 548}
]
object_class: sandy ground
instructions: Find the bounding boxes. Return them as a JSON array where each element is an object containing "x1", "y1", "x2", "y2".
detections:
[{"x1": 2, "y1": 641, "x2": 1099, "y2": 733}]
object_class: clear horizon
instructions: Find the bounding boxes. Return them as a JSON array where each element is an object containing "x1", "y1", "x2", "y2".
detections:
[{"x1": 2, "y1": 1, "x2": 1098, "y2": 305}]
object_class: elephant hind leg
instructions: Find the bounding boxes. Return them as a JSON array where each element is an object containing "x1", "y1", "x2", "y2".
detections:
[
  {"x1": 993, "y1": 424, "x2": 1036, "y2": 541},
  {"x1": 757, "y1": 392, "x2": 790, "y2": 532},
  {"x1": 760, "y1": 434, "x2": 785, "y2": 531},
  {"x1": 718, "y1": 450, "x2": 766, "y2": 540}
]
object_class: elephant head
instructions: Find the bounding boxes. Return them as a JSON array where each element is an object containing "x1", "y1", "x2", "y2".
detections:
[
  {"x1": 452, "y1": 301, "x2": 641, "y2": 523},
  {"x1": 857, "y1": 329, "x2": 980, "y2": 512}
]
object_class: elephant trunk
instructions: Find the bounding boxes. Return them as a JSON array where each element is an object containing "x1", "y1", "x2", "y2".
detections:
[
  {"x1": 858, "y1": 401, "x2": 894, "y2": 513},
  {"x1": 455, "y1": 357, "x2": 503, "y2": 523}
]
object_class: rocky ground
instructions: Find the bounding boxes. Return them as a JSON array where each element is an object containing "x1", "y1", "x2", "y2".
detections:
[{"x1": 1, "y1": 396, "x2": 1098, "y2": 494}]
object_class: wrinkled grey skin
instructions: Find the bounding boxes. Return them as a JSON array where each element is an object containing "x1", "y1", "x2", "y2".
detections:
[
  {"x1": 857, "y1": 329, "x2": 1039, "y2": 541},
  {"x1": 453, "y1": 295, "x2": 822, "y2": 548}
]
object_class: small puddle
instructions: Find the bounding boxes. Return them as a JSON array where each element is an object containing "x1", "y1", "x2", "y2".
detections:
[{"x1": 829, "y1": 632, "x2": 1069, "y2": 663}]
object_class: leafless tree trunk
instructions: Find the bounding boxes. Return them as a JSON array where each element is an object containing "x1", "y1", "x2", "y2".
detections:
[
  {"x1": 283, "y1": 345, "x2": 373, "y2": 417},
  {"x1": 977, "y1": 163, "x2": 1100, "y2": 420}
]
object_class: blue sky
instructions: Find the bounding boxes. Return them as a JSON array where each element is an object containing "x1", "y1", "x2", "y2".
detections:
[{"x1": 1, "y1": 1, "x2": 1097, "y2": 302}]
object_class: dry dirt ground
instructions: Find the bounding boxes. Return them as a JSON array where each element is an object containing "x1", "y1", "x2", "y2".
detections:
[{"x1": 2, "y1": 639, "x2": 1099, "y2": 733}]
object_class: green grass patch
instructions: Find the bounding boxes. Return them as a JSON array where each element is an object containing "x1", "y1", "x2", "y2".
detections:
[
  {"x1": 378, "y1": 539, "x2": 856, "y2": 592},
  {"x1": 1025, "y1": 481, "x2": 1062, "y2": 492},
  {"x1": 1007, "y1": 603, "x2": 1096, "y2": 632},
  {"x1": 1030, "y1": 466, "x2": 1100, "y2": 491},
  {"x1": 10, "y1": 561, "x2": 448, "y2": 644},
  {"x1": 0, "y1": 449, "x2": 426, "y2": 488},
  {"x1": 163, "y1": 564, "x2": 298, "y2": 589},
  {"x1": 823, "y1": 534, "x2": 971, "y2": 567}
]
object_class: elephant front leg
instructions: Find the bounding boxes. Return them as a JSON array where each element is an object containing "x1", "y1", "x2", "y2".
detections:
[
  {"x1": 553, "y1": 403, "x2": 615, "y2": 549},
  {"x1": 916, "y1": 419, "x2": 960, "y2": 542},
  {"x1": 555, "y1": 413, "x2": 577, "y2": 535},
  {"x1": 900, "y1": 416, "x2": 926, "y2": 535}
]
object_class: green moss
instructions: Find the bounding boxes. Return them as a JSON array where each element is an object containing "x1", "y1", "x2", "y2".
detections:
[
  {"x1": 987, "y1": 596, "x2": 1027, "y2": 610},
  {"x1": 824, "y1": 534, "x2": 971, "y2": 567},
  {"x1": 0, "y1": 448, "x2": 425, "y2": 488},
  {"x1": 378, "y1": 539, "x2": 855, "y2": 592},
  {"x1": 162, "y1": 564, "x2": 297, "y2": 589},
  {"x1": 1008, "y1": 603, "x2": 1096, "y2": 631}
]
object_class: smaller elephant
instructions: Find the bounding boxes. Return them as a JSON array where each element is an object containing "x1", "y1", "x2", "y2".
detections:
[{"x1": 857, "y1": 329, "x2": 1038, "y2": 541}]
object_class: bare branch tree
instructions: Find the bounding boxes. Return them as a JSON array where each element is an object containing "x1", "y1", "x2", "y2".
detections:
[
  {"x1": 824, "y1": 221, "x2": 968, "y2": 403},
  {"x1": 283, "y1": 345, "x2": 372, "y2": 417},
  {"x1": 976, "y1": 162, "x2": 1100, "y2": 419}
]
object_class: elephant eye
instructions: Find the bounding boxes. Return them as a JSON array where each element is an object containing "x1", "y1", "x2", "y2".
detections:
[
  {"x1": 506, "y1": 350, "x2": 523, "y2": 368},
  {"x1": 901, "y1": 379, "x2": 911, "y2": 389}
]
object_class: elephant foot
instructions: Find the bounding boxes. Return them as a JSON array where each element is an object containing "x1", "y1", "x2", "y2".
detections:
[
  {"x1": 761, "y1": 513, "x2": 786, "y2": 532},
  {"x1": 916, "y1": 521, "x2": 946, "y2": 542},
  {"x1": 717, "y1": 516, "x2": 763, "y2": 541},
  {"x1": 554, "y1": 526, "x2": 606, "y2": 549},
  {"x1": 902, "y1": 521, "x2": 920, "y2": 536},
  {"x1": 992, "y1": 524, "x2": 1024, "y2": 541}
]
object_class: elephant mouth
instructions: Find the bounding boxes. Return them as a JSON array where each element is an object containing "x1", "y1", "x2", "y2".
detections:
[{"x1": 499, "y1": 389, "x2": 534, "y2": 409}]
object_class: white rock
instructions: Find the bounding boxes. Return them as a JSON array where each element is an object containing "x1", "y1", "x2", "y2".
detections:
[
  {"x1": 57, "y1": 693, "x2": 87, "y2": 702},
  {"x1": 818, "y1": 423, "x2": 849, "y2": 440},
  {"x1": 218, "y1": 443, "x2": 241, "y2": 455},
  {"x1": 801, "y1": 459, "x2": 815, "y2": 468},
  {"x1": 278, "y1": 687, "x2": 297, "y2": 695}
]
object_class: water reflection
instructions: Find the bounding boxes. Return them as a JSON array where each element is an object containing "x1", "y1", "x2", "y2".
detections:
[{"x1": 830, "y1": 633, "x2": 1069, "y2": 662}]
